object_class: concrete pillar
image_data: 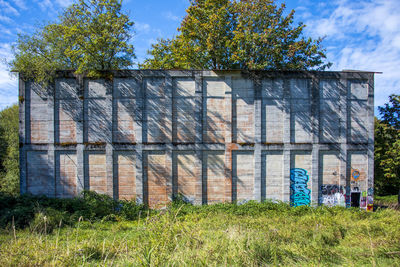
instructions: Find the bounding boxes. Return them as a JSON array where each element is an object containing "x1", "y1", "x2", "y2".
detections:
[
  {"x1": 19, "y1": 76, "x2": 27, "y2": 194},
  {"x1": 254, "y1": 77, "x2": 262, "y2": 202}
]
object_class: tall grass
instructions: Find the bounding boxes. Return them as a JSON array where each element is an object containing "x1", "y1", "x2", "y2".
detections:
[{"x1": 1, "y1": 198, "x2": 400, "y2": 266}]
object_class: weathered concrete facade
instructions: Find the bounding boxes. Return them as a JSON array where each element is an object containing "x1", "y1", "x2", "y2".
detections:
[{"x1": 19, "y1": 70, "x2": 375, "y2": 209}]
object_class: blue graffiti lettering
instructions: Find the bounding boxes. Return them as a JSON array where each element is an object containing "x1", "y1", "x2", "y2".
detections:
[{"x1": 290, "y1": 168, "x2": 311, "y2": 207}]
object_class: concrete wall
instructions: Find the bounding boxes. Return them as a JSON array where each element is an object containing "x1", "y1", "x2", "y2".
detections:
[{"x1": 19, "y1": 70, "x2": 375, "y2": 209}]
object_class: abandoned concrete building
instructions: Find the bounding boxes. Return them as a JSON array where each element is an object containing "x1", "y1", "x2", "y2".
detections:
[{"x1": 19, "y1": 70, "x2": 374, "y2": 209}]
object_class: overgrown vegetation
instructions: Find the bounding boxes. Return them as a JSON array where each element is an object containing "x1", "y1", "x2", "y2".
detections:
[
  {"x1": 0, "y1": 191, "x2": 146, "y2": 231},
  {"x1": 375, "y1": 94, "x2": 400, "y2": 196},
  {"x1": 0, "y1": 192, "x2": 399, "y2": 266},
  {"x1": 0, "y1": 104, "x2": 19, "y2": 195}
]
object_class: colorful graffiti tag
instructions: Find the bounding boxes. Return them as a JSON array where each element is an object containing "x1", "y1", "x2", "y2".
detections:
[
  {"x1": 367, "y1": 187, "x2": 374, "y2": 211},
  {"x1": 351, "y1": 169, "x2": 361, "y2": 181},
  {"x1": 290, "y1": 168, "x2": 311, "y2": 207},
  {"x1": 320, "y1": 184, "x2": 345, "y2": 207}
]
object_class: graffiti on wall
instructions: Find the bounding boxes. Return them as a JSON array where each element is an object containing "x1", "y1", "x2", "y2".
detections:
[
  {"x1": 367, "y1": 187, "x2": 373, "y2": 211},
  {"x1": 290, "y1": 168, "x2": 311, "y2": 207},
  {"x1": 320, "y1": 184, "x2": 345, "y2": 207},
  {"x1": 351, "y1": 169, "x2": 361, "y2": 181}
]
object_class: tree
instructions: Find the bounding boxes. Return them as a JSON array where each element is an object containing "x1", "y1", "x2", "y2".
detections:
[
  {"x1": 0, "y1": 105, "x2": 19, "y2": 195},
  {"x1": 9, "y1": 0, "x2": 135, "y2": 84},
  {"x1": 141, "y1": 0, "x2": 331, "y2": 70},
  {"x1": 374, "y1": 94, "x2": 400, "y2": 200}
]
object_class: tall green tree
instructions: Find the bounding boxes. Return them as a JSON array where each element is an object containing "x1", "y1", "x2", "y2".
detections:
[
  {"x1": 141, "y1": 0, "x2": 331, "y2": 70},
  {"x1": 10, "y1": 0, "x2": 135, "y2": 84},
  {"x1": 0, "y1": 105, "x2": 19, "y2": 195},
  {"x1": 374, "y1": 94, "x2": 400, "y2": 198}
]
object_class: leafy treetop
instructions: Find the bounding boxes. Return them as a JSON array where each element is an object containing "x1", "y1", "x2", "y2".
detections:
[
  {"x1": 141, "y1": 0, "x2": 331, "y2": 70},
  {"x1": 10, "y1": 0, "x2": 135, "y2": 84}
]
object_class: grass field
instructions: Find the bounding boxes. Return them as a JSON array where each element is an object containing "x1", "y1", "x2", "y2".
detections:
[{"x1": 1, "y1": 200, "x2": 400, "y2": 266}]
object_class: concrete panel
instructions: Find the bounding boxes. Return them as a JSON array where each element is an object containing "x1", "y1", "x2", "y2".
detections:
[
  {"x1": 87, "y1": 80, "x2": 109, "y2": 98},
  {"x1": 56, "y1": 79, "x2": 79, "y2": 99},
  {"x1": 349, "y1": 151, "x2": 368, "y2": 192},
  {"x1": 174, "y1": 78, "x2": 196, "y2": 97},
  {"x1": 350, "y1": 81, "x2": 368, "y2": 100},
  {"x1": 263, "y1": 151, "x2": 283, "y2": 201},
  {"x1": 319, "y1": 151, "x2": 344, "y2": 206},
  {"x1": 114, "y1": 77, "x2": 141, "y2": 98},
  {"x1": 56, "y1": 152, "x2": 77, "y2": 198},
  {"x1": 86, "y1": 152, "x2": 107, "y2": 194},
  {"x1": 320, "y1": 100, "x2": 340, "y2": 143},
  {"x1": 291, "y1": 99, "x2": 312, "y2": 143},
  {"x1": 290, "y1": 151, "x2": 312, "y2": 206},
  {"x1": 173, "y1": 78, "x2": 196, "y2": 143},
  {"x1": 204, "y1": 151, "x2": 227, "y2": 203},
  {"x1": 262, "y1": 78, "x2": 283, "y2": 99},
  {"x1": 232, "y1": 78, "x2": 254, "y2": 143},
  {"x1": 114, "y1": 99, "x2": 140, "y2": 143},
  {"x1": 87, "y1": 99, "x2": 112, "y2": 142},
  {"x1": 115, "y1": 152, "x2": 136, "y2": 200},
  {"x1": 263, "y1": 100, "x2": 284, "y2": 143},
  {"x1": 145, "y1": 151, "x2": 169, "y2": 208},
  {"x1": 144, "y1": 78, "x2": 169, "y2": 143},
  {"x1": 349, "y1": 100, "x2": 368, "y2": 143},
  {"x1": 233, "y1": 151, "x2": 254, "y2": 202},
  {"x1": 57, "y1": 100, "x2": 81, "y2": 143},
  {"x1": 173, "y1": 151, "x2": 201, "y2": 204},
  {"x1": 204, "y1": 78, "x2": 226, "y2": 143},
  {"x1": 27, "y1": 151, "x2": 51, "y2": 196},
  {"x1": 349, "y1": 151, "x2": 369, "y2": 209}
]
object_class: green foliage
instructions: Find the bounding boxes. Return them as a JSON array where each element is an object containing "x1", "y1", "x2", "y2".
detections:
[
  {"x1": 0, "y1": 191, "x2": 146, "y2": 230},
  {"x1": 142, "y1": 0, "x2": 331, "y2": 70},
  {"x1": 9, "y1": 0, "x2": 135, "y2": 84},
  {"x1": 29, "y1": 207, "x2": 66, "y2": 234},
  {"x1": 375, "y1": 94, "x2": 400, "y2": 196},
  {"x1": 379, "y1": 94, "x2": 400, "y2": 130},
  {"x1": 0, "y1": 105, "x2": 19, "y2": 196},
  {"x1": 0, "y1": 200, "x2": 400, "y2": 265}
]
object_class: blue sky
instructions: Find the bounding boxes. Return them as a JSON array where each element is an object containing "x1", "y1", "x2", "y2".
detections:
[{"x1": 0, "y1": 0, "x2": 399, "y2": 112}]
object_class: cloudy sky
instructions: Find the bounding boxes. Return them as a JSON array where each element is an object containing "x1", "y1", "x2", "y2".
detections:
[{"x1": 0, "y1": 0, "x2": 399, "y2": 113}]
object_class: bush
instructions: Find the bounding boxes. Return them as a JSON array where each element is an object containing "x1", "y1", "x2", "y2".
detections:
[
  {"x1": 30, "y1": 207, "x2": 66, "y2": 234},
  {"x1": 0, "y1": 191, "x2": 146, "y2": 230}
]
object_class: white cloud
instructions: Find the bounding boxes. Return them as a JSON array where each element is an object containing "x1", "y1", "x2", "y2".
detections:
[
  {"x1": 0, "y1": 43, "x2": 18, "y2": 110},
  {"x1": 304, "y1": 0, "x2": 400, "y2": 107},
  {"x1": 54, "y1": 0, "x2": 73, "y2": 8},
  {"x1": 0, "y1": 0, "x2": 20, "y2": 16},
  {"x1": 37, "y1": 0, "x2": 54, "y2": 12},
  {"x1": 0, "y1": 14, "x2": 12, "y2": 23},
  {"x1": 11, "y1": 0, "x2": 27, "y2": 10},
  {"x1": 163, "y1": 11, "x2": 180, "y2": 22},
  {"x1": 135, "y1": 22, "x2": 151, "y2": 34}
]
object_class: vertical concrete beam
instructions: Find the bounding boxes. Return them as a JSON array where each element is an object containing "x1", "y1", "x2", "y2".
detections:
[
  {"x1": 340, "y1": 76, "x2": 349, "y2": 199},
  {"x1": 254, "y1": 76, "x2": 262, "y2": 202},
  {"x1": 195, "y1": 72, "x2": 203, "y2": 144},
  {"x1": 311, "y1": 76, "x2": 320, "y2": 205},
  {"x1": 194, "y1": 71, "x2": 204, "y2": 204},
  {"x1": 311, "y1": 145, "x2": 319, "y2": 205},
  {"x1": 135, "y1": 144, "x2": 143, "y2": 204},
  {"x1": 283, "y1": 149, "x2": 291, "y2": 202},
  {"x1": 367, "y1": 73, "x2": 375, "y2": 192},
  {"x1": 283, "y1": 79, "x2": 291, "y2": 144},
  {"x1": 165, "y1": 76, "x2": 173, "y2": 201},
  {"x1": 19, "y1": 76, "x2": 27, "y2": 194},
  {"x1": 76, "y1": 76, "x2": 85, "y2": 195},
  {"x1": 224, "y1": 76, "x2": 233, "y2": 202},
  {"x1": 47, "y1": 81, "x2": 56, "y2": 197}
]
